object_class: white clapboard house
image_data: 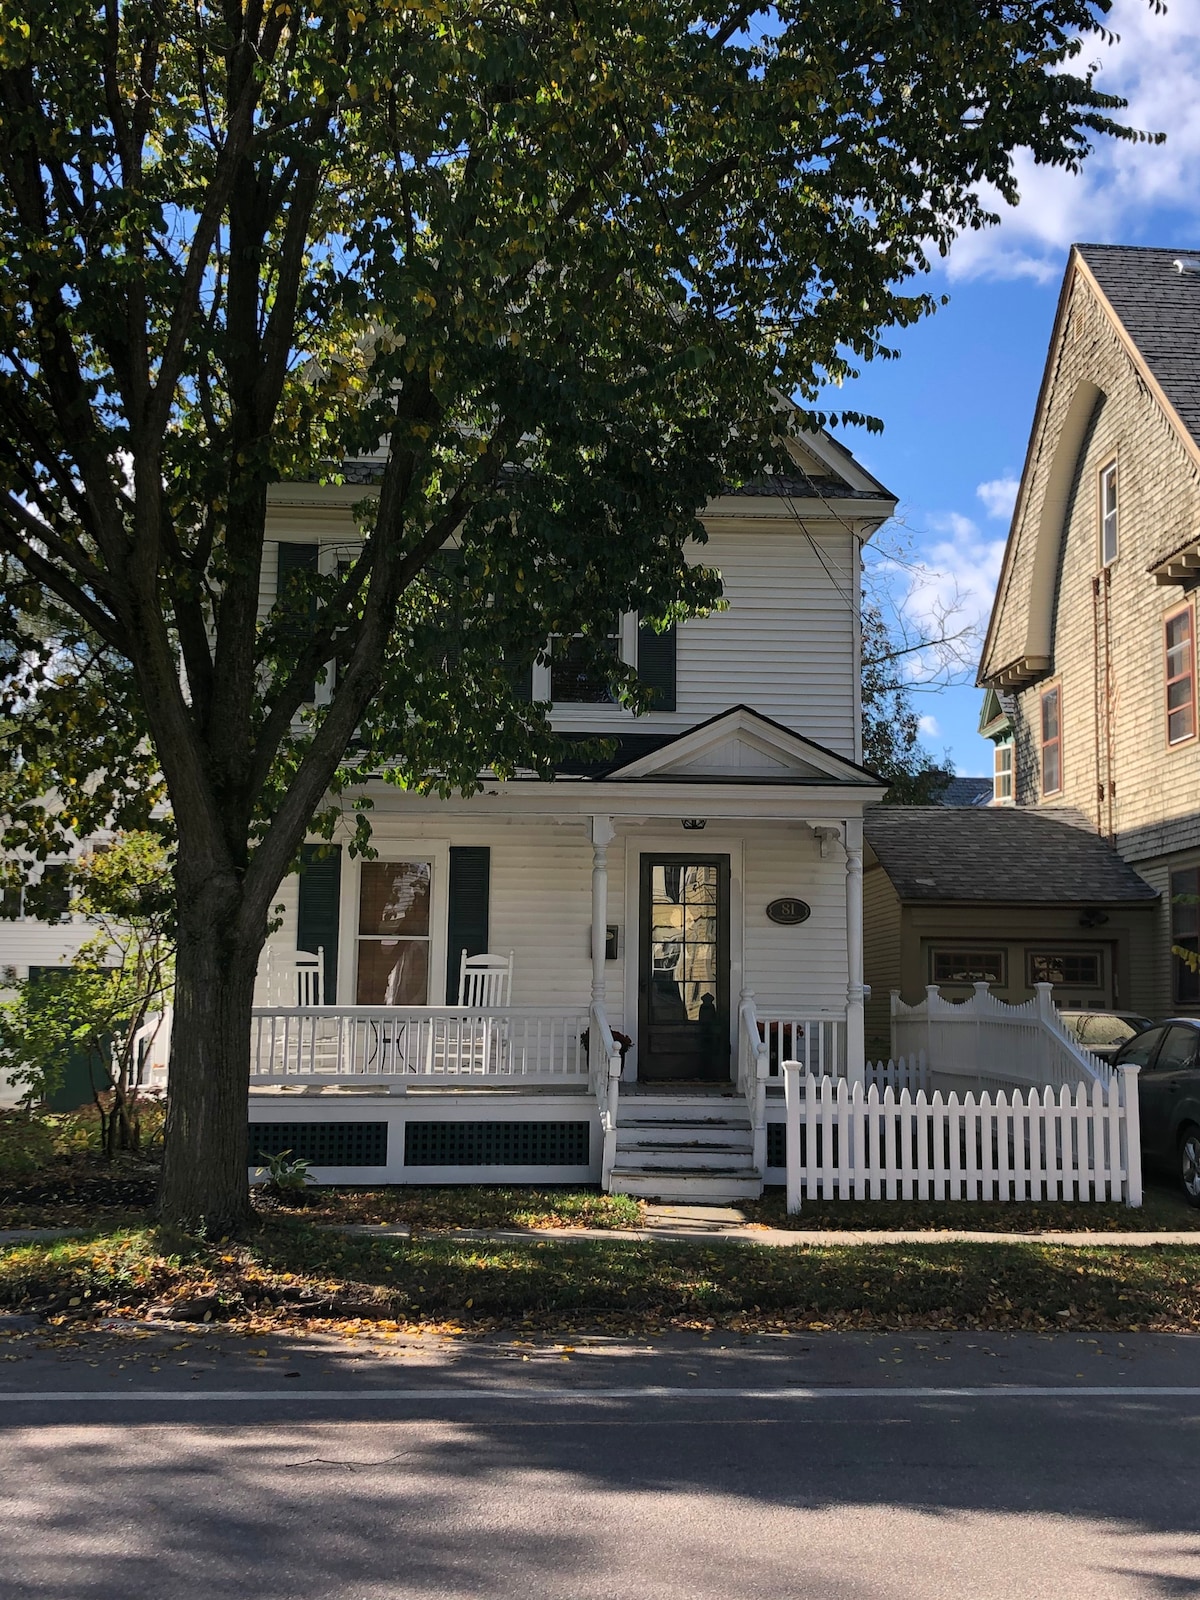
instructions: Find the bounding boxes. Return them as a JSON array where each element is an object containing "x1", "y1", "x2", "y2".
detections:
[{"x1": 250, "y1": 429, "x2": 894, "y2": 1201}]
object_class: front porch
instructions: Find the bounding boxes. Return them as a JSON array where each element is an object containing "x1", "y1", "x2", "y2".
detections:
[{"x1": 248, "y1": 707, "x2": 878, "y2": 1200}]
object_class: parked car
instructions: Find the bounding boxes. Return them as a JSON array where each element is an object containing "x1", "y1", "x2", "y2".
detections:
[
  {"x1": 1112, "y1": 1018, "x2": 1200, "y2": 1205},
  {"x1": 1059, "y1": 1010, "x2": 1153, "y2": 1063}
]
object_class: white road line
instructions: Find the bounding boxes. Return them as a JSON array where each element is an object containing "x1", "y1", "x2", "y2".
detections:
[{"x1": 0, "y1": 1385, "x2": 1198, "y2": 1403}]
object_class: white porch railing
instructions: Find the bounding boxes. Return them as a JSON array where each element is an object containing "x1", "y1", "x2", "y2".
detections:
[
  {"x1": 249, "y1": 1006, "x2": 591, "y2": 1086},
  {"x1": 737, "y1": 990, "x2": 770, "y2": 1175},
  {"x1": 757, "y1": 1013, "x2": 847, "y2": 1078},
  {"x1": 783, "y1": 1067, "x2": 1143, "y2": 1208},
  {"x1": 588, "y1": 1002, "x2": 623, "y2": 1188},
  {"x1": 891, "y1": 982, "x2": 1112, "y2": 1094}
]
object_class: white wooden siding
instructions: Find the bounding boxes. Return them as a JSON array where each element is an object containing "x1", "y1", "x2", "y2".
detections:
[
  {"x1": 258, "y1": 816, "x2": 850, "y2": 1029},
  {"x1": 261, "y1": 497, "x2": 861, "y2": 756}
]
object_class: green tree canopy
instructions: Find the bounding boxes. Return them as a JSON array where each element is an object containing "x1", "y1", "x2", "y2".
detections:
[{"x1": 0, "y1": 0, "x2": 1157, "y2": 1228}]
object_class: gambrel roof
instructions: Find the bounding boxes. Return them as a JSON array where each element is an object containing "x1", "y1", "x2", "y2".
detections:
[
  {"x1": 1076, "y1": 245, "x2": 1200, "y2": 452},
  {"x1": 980, "y1": 243, "x2": 1200, "y2": 686}
]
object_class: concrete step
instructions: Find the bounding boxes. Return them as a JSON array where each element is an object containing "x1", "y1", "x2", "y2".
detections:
[{"x1": 609, "y1": 1166, "x2": 763, "y2": 1202}]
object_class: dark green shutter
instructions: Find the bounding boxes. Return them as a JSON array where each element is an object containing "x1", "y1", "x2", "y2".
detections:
[
  {"x1": 297, "y1": 845, "x2": 341, "y2": 1002},
  {"x1": 446, "y1": 846, "x2": 490, "y2": 1003},
  {"x1": 638, "y1": 621, "x2": 677, "y2": 711},
  {"x1": 509, "y1": 655, "x2": 534, "y2": 703},
  {"x1": 277, "y1": 542, "x2": 319, "y2": 700}
]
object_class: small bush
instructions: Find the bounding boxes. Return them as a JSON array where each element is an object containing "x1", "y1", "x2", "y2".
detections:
[{"x1": 0, "y1": 1113, "x2": 55, "y2": 1178}]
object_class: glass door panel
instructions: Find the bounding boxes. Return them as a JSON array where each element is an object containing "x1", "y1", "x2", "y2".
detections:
[{"x1": 639, "y1": 856, "x2": 730, "y2": 1081}]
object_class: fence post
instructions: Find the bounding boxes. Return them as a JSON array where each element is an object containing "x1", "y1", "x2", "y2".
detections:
[
  {"x1": 783, "y1": 1061, "x2": 803, "y2": 1214},
  {"x1": 1120, "y1": 1062, "x2": 1143, "y2": 1208}
]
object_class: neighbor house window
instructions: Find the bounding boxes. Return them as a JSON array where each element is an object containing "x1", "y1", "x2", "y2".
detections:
[
  {"x1": 993, "y1": 739, "x2": 1014, "y2": 803},
  {"x1": 356, "y1": 860, "x2": 432, "y2": 1005},
  {"x1": 1040, "y1": 686, "x2": 1062, "y2": 796},
  {"x1": 1171, "y1": 866, "x2": 1200, "y2": 1006},
  {"x1": 1100, "y1": 460, "x2": 1118, "y2": 566},
  {"x1": 1027, "y1": 951, "x2": 1103, "y2": 989},
  {"x1": 1165, "y1": 605, "x2": 1196, "y2": 746},
  {"x1": 931, "y1": 949, "x2": 1006, "y2": 986}
]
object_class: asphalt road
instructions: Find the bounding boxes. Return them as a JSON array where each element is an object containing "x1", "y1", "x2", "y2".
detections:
[{"x1": 3, "y1": 1325, "x2": 1200, "y2": 1599}]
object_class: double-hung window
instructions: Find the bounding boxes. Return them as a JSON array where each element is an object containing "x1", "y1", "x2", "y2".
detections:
[
  {"x1": 993, "y1": 739, "x2": 1014, "y2": 803},
  {"x1": 356, "y1": 860, "x2": 432, "y2": 1005},
  {"x1": 1166, "y1": 605, "x2": 1196, "y2": 746},
  {"x1": 1040, "y1": 686, "x2": 1062, "y2": 797},
  {"x1": 1171, "y1": 866, "x2": 1200, "y2": 1006},
  {"x1": 1100, "y1": 461, "x2": 1118, "y2": 566}
]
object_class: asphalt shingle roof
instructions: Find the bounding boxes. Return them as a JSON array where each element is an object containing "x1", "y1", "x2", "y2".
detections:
[
  {"x1": 936, "y1": 776, "x2": 994, "y2": 808},
  {"x1": 1076, "y1": 244, "x2": 1200, "y2": 451},
  {"x1": 863, "y1": 805, "x2": 1159, "y2": 905}
]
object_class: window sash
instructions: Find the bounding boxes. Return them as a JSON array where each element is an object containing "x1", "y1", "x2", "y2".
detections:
[
  {"x1": 1040, "y1": 687, "x2": 1062, "y2": 796},
  {"x1": 993, "y1": 741, "x2": 1013, "y2": 802},
  {"x1": 356, "y1": 860, "x2": 433, "y2": 1005},
  {"x1": 1166, "y1": 607, "x2": 1196, "y2": 745},
  {"x1": 1100, "y1": 463, "x2": 1118, "y2": 566},
  {"x1": 931, "y1": 949, "x2": 1006, "y2": 985}
]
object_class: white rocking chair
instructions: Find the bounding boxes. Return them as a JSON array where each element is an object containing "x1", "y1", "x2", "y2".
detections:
[
  {"x1": 457, "y1": 950, "x2": 514, "y2": 1008},
  {"x1": 450, "y1": 951, "x2": 514, "y2": 1074}
]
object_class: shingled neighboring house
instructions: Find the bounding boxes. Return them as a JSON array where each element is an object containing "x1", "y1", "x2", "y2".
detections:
[
  {"x1": 977, "y1": 244, "x2": 1200, "y2": 1016},
  {"x1": 862, "y1": 804, "x2": 1158, "y2": 1058}
]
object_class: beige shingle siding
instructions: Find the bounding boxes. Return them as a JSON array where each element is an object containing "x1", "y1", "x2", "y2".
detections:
[
  {"x1": 998, "y1": 270, "x2": 1200, "y2": 860},
  {"x1": 862, "y1": 860, "x2": 902, "y2": 1056}
]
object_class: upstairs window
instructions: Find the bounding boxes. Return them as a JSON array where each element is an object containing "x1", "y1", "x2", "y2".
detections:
[
  {"x1": 1040, "y1": 685, "x2": 1062, "y2": 797},
  {"x1": 1166, "y1": 604, "x2": 1196, "y2": 746},
  {"x1": 1100, "y1": 460, "x2": 1118, "y2": 566},
  {"x1": 548, "y1": 622, "x2": 621, "y2": 704},
  {"x1": 993, "y1": 739, "x2": 1014, "y2": 804}
]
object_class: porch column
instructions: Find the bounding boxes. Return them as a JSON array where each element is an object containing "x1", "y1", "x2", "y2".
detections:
[
  {"x1": 589, "y1": 815, "x2": 615, "y2": 1023},
  {"x1": 844, "y1": 817, "x2": 866, "y2": 1088}
]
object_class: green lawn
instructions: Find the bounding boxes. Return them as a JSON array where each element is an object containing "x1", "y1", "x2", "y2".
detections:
[
  {"x1": 5, "y1": 1221, "x2": 1200, "y2": 1334},
  {"x1": 744, "y1": 1183, "x2": 1200, "y2": 1234}
]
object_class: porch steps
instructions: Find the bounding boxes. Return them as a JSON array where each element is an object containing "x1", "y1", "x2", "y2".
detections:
[{"x1": 609, "y1": 1095, "x2": 762, "y2": 1202}]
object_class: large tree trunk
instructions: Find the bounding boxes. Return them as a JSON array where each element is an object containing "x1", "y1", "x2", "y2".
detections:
[{"x1": 158, "y1": 876, "x2": 263, "y2": 1234}]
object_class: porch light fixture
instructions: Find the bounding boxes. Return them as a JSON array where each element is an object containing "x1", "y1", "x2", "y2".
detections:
[{"x1": 681, "y1": 818, "x2": 707, "y2": 830}]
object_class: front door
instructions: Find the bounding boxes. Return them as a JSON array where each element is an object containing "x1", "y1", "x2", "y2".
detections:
[{"x1": 638, "y1": 855, "x2": 730, "y2": 1082}]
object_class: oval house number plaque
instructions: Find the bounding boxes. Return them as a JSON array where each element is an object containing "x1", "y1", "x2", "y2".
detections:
[{"x1": 766, "y1": 897, "x2": 811, "y2": 926}]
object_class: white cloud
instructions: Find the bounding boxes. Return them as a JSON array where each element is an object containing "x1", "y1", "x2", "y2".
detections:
[
  {"x1": 976, "y1": 477, "x2": 1020, "y2": 520},
  {"x1": 943, "y1": 0, "x2": 1200, "y2": 283},
  {"x1": 917, "y1": 714, "x2": 940, "y2": 738},
  {"x1": 874, "y1": 512, "x2": 1007, "y2": 683}
]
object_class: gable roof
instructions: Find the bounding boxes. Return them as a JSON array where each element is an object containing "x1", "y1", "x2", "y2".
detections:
[
  {"x1": 603, "y1": 705, "x2": 885, "y2": 786},
  {"x1": 936, "y1": 776, "x2": 994, "y2": 808},
  {"x1": 864, "y1": 806, "x2": 1158, "y2": 905}
]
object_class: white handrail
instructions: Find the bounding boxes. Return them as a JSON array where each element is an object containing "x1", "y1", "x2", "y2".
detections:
[
  {"x1": 737, "y1": 990, "x2": 770, "y2": 1176},
  {"x1": 588, "y1": 1001, "x2": 622, "y2": 1187}
]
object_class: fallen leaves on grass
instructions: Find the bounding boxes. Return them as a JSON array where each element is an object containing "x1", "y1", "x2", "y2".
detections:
[{"x1": 6, "y1": 1222, "x2": 1200, "y2": 1337}]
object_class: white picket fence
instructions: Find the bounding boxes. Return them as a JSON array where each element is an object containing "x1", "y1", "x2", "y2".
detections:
[
  {"x1": 781, "y1": 1065, "x2": 1142, "y2": 1209},
  {"x1": 891, "y1": 982, "x2": 1112, "y2": 1094}
]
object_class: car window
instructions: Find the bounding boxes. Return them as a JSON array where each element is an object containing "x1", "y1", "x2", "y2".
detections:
[
  {"x1": 1152, "y1": 1025, "x2": 1200, "y2": 1072},
  {"x1": 1116, "y1": 1026, "x2": 1166, "y2": 1068},
  {"x1": 1084, "y1": 1015, "x2": 1152, "y2": 1047}
]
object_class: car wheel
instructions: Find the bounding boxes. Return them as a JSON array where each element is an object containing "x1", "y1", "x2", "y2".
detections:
[{"x1": 1181, "y1": 1129, "x2": 1200, "y2": 1208}]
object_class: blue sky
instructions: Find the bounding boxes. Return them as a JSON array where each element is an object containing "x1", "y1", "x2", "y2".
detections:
[{"x1": 824, "y1": 0, "x2": 1200, "y2": 777}]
